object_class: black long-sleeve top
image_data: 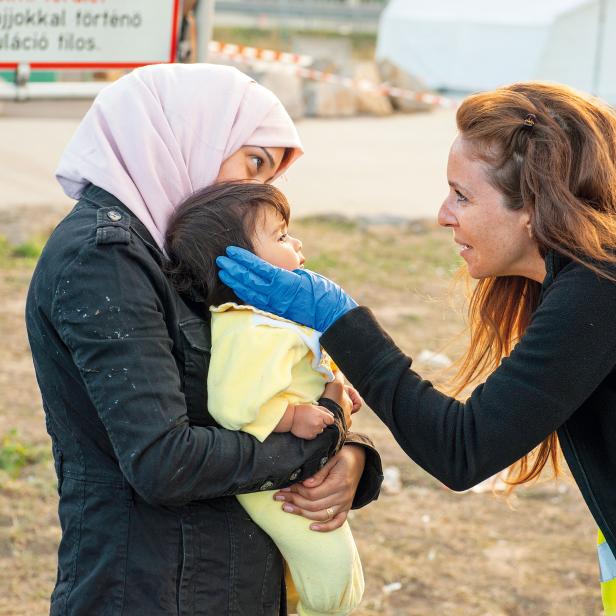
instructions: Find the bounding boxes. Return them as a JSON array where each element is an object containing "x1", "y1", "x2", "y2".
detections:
[{"x1": 321, "y1": 251, "x2": 616, "y2": 555}]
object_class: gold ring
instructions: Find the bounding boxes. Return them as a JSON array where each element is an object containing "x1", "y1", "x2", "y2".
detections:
[{"x1": 326, "y1": 506, "x2": 335, "y2": 519}]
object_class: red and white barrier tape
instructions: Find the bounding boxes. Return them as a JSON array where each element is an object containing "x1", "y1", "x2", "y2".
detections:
[
  {"x1": 209, "y1": 41, "x2": 457, "y2": 109},
  {"x1": 296, "y1": 66, "x2": 457, "y2": 108},
  {"x1": 208, "y1": 41, "x2": 313, "y2": 67}
]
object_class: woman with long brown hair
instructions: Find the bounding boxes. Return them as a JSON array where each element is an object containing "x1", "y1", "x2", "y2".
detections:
[{"x1": 218, "y1": 81, "x2": 616, "y2": 611}]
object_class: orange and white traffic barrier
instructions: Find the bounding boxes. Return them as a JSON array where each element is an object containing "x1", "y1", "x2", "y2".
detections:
[
  {"x1": 296, "y1": 66, "x2": 458, "y2": 108},
  {"x1": 208, "y1": 41, "x2": 313, "y2": 67},
  {"x1": 208, "y1": 41, "x2": 458, "y2": 109}
]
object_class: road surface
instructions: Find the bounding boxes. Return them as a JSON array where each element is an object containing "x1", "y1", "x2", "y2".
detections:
[{"x1": 0, "y1": 101, "x2": 457, "y2": 225}]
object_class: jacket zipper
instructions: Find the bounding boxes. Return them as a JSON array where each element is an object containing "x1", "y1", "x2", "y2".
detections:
[{"x1": 560, "y1": 424, "x2": 615, "y2": 547}]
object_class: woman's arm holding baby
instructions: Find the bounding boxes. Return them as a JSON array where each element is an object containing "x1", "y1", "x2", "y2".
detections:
[
  {"x1": 208, "y1": 310, "x2": 383, "y2": 526},
  {"x1": 275, "y1": 379, "x2": 383, "y2": 531},
  {"x1": 52, "y1": 241, "x2": 348, "y2": 506}
]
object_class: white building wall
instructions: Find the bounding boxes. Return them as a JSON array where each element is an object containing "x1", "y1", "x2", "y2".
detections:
[
  {"x1": 376, "y1": 17, "x2": 547, "y2": 91},
  {"x1": 446, "y1": 23, "x2": 547, "y2": 91},
  {"x1": 377, "y1": 0, "x2": 616, "y2": 103},
  {"x1": 536, "y1": 2, "x2": 599, "y2": 95},
  {"x1": 597, "y1": 0, "x2": 616, "y2": 102}
]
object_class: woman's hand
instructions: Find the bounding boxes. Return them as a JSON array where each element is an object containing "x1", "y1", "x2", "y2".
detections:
[
  {"x1": 216, "y1": 247, "x2": 357, "y2": 332},
  {"x1": 273, "y1": 445, "x2": 366, "y2": 532}
]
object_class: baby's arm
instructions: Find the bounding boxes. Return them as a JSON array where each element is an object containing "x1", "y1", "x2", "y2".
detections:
[
  {"x1": 274, "y1": 403, "x2": 335, "y2": 440},
  {"x1": 210, "y1": 314, "x2": 341, "y2": 441}
]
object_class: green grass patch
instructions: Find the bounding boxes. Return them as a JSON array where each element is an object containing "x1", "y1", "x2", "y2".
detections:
[
  {"x1": 0, "y1": 234, "x2": 45, "y2": 267},
  {"x1": 12, "y1": 241, "x2": 43, "y2": 260},
  {"x1": 293, "y1": 218, "x2": 461, "y2": 292},
  {"x1": 299, "y1": 215, "x2": 359, "y2": 232},
  {"x1": 0, "y1": 430, "x2": 48, "y2": 479},
  {"x1": 304, "y1": 252, "x2": 340, "y2": 272}
]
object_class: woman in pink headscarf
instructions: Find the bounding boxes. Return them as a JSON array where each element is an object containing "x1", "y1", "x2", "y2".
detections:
[{"x1": 25, "y1": 63, "x2": 381, "y2": 616}]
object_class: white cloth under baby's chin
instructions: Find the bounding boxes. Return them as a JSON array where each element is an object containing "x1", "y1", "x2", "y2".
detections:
[{"x1": 211, "y1": 302, "x2": 336, "y2": 382}]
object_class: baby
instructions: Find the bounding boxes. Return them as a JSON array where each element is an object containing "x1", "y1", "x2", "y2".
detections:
[{"x1": 165, "y1": 181, "x2": 364, "y2": 616}]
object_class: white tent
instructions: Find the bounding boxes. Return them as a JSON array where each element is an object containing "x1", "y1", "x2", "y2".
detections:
[{"x1": 377, "y1": 0, "x2": 616, "y2": 103}]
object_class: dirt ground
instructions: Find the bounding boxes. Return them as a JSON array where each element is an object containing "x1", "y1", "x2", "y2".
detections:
[{"x1": 0, "y1": 210, "x2": 604, "y2": 616}]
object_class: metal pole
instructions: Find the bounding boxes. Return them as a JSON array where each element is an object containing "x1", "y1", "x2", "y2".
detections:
[
  {"x1": 280, "y1": 0, "x2": 290, "y2": 47},
  {"x1": 195, "y1": 0, "x2": 216, "y2": 62},
  {"x1": 592, "y1": 0, "x2": 607, "y2": 95},
  {"x1": 14, "y1": 63, "x2": 31, "y2": 102}
]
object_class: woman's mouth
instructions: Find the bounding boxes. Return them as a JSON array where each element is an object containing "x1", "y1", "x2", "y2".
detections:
[{"x1": 456, "y1": 242, "x2": 472, "y2": 256}]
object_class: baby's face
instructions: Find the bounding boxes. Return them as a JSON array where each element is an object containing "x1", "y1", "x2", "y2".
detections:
[{"x1": 252, "y1": 206, "x2": 305, "y2": 271}]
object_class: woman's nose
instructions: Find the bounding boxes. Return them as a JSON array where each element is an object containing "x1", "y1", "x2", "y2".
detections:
[{"x1": 438, "y1": 198, "x2": 458, "y2": 227}]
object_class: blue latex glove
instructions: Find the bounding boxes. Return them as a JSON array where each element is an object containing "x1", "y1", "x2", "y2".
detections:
[{"x1": 216, "y1": 246, "x2": 358, "y2": 332}]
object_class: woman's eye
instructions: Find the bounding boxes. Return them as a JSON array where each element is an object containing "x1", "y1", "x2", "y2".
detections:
[
  {"x1": 455, "y1": 190, "x2": 468, "y2": 203},
  {"x1": 250, "y1": 155, "x2": 264, "y2": 171}
]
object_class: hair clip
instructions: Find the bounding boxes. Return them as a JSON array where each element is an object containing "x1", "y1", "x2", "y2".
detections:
[{"x1": 523, "y1": 113, "x2": 537, "y2": 128}]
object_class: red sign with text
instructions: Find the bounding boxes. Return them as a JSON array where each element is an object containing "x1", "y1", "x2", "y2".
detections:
[{"x1": 0, "y1": 0, "x2": 181, "y2": 68}]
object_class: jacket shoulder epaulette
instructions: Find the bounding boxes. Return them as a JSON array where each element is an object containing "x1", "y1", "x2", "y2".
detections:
[{"x1": 95, "y1": 206, "x2": 131, "y2": 245}]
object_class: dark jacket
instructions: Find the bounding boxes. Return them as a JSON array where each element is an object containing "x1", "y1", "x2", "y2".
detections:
[
  {"x1": 322, "y1": 251, "x2": 616, "y2": 557},
  {"x1": 26, "y1": 185, "x2": 382, "y2": 616}
]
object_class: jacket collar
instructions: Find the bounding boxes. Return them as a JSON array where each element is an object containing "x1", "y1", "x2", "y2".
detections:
[{"x1": 542, "y1": 250, "x2": 571, "y2": 289}]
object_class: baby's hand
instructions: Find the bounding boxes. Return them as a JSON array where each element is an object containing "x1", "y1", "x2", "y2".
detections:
[
  {"x1": 291, "y1": 404, "x2": 335, "y2": 440},
  {"x1": 332, "y1": 369, "x2": 363, "y2": 414},
  {"x1": 345, "y1": 384, "x2": 363, "y2": 413}
]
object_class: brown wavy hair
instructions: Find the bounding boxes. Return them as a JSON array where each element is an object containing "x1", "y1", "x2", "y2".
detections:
[{"x1": 450, "y1": 82, "x2": 616, "y2": 489}]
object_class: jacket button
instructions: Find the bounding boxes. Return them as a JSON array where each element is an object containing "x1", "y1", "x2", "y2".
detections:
[
  {"x1": 319, "y1": 456, "x2": 329, "y2": 468},
  {"x1": 259, "y1": 480, "x2": 274, "y2": 491},
  {"x1": 289, "y1": 469, "x2": 301, "y2": 482},
  {"x1": 107, "y1": 210, "x2": 122, "y2": 222}
]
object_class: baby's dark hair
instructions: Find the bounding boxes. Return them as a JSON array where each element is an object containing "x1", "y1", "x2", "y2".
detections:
[{"x1": 165, "y1": 181, "x2": 290, "y2": 306}]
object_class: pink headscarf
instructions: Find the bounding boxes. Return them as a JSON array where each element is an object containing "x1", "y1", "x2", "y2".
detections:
[{"x1": 56, "y1": 63, "x2": 304, "y2": 249}]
